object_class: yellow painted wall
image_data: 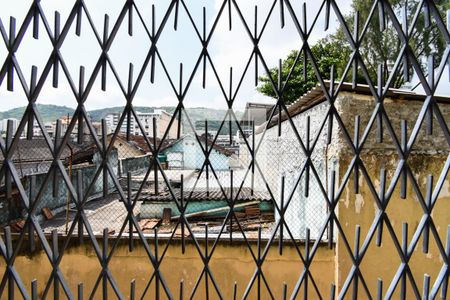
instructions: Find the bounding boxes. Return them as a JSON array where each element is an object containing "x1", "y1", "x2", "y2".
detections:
[
  {"x1": 336, "y1": 153, "x2": 449, "y2": 299},
  {"x1": 1, "y1": 240, "x2": 334, "y2": 299}
]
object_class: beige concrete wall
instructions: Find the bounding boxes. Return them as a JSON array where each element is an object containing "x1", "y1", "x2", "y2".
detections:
[
  {"x1": 106, "y1": 136, "x2": 143, "y2": 159},
  {"x1": 159, "y1": 112, "x2": 180, "y2": 140},
  {"x1": 1, "y1": 240, "x2": 334, "y2": 299}
]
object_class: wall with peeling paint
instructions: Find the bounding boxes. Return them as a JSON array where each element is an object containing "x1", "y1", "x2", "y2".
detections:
[{"x1": 334, "y1": 93, "x2": 450, "y2": 298}]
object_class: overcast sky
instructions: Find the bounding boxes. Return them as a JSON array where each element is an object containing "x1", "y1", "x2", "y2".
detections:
[{"x1": 0, "y1": 0, "x2": 448, "y2": 112}]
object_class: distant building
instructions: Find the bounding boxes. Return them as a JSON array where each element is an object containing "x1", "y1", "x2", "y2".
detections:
[
  {"x1": 0, "y1": 140, "x2": 119, "y2": 224},
  {"x1": 105, "y1": 133, "x2": 175, "y2": 159},
  {"x1": 161, "y1": 134, "x2": 235, "y2": 170},
  {"x1": 236, "y1": 102, "x2": 274, "y2": 146},
  {"x1": 105, "y1": 109, "x2": 181, "y2": 139},
  {"x1": 239, "y1": 102, "x2": 274, "y2": 132},
  {"x1": 0, "y1": 138, "x2": 84, "y2": 178},
  {"x1": 214, "y1": 134, "x2": 240, "y2": 156},
  {"x1": 105, "y1": 133, "x2": 177, "y2": 176},
  {"x1": 0, "y1": 118, "x2": 19, "y2": 135}
]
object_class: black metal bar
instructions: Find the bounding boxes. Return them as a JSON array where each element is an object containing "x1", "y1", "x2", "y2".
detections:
[
  {"x1": 376, "y1": 168, "x2": 386, "y2": 247},
  {"x1": 230, "y1": 169, "x2": 233, "y2": 244},
  {"x1": 330, "y1": 283, "x2": 335, "y2": 300},
  {"x1": 53, "y1": 11, "x2": 60, "y2": 88},
  {"x1": 205, "y1": 224, "x2": 209, "y2": 300},
  {"x1": 278, "y1": 59, "x2": 282, "y2": 137},
  {"x1": 304, "y1": 228, "x2": 310, "y2": 300},
  {"x1": 52, "y1": 230, "x2": 60, "y2": 300},
  {"x1": 254, "y1": 5, "x2": 258, "y2": 87},
  {"x1": 28, "y1": 175, "x2": 36, "y2": 253},
  {"x1": 33, "y1": 4, "x2": 39, "y2": 39},
  {"x1": 257, "y1": 226, "x2": 261, "y2": 300},
  {"x1": 377, "y1": 278, "x2": 382, "y2": 300},
  {"x1": 228, "y1": 0, "x2": 232, "y2": 31},
  {"x1": 376, "y1": 64, "x2": 383, "y2": 143},
  {"x1": 426, "y1": 55, "x2": 434, "y2": 136},
  {"x1": 5, "y1": 120, "x2": 13, "y2": 200},
  {"x1": 279, "y1": 0, "x2": 285, "y2": 29},
  {"x1": 401, "y1": 222, "x2": 408, "y2": 300},
  {"x1": 327, "y1": 66, "x2": 334, "y2": 145},
  {"x1": 354, "y1": 115, "x2": 360, "y2": 194},
  {"x1": 401, "y1": 119, "x2": 407, "y2": 199},
  {"x1": 73, "y1": 3, "x2": 81, "y2": 37},
  {"x1": 352, "y1": 11, "x2": 359, "y2": 89},
  {"x1": 402, "y1": 4, "x2": 410, "y2": 82},
  {"x1": 78, "y1": 283, "x2": 83, "y2": 300},
  {"x1": 180, "y1": 174, "x2": 185, "y2": 254},
  {"x1": 422, "y1": 274, "x2": 430, "y2": 300},
  {"x1": 328, "y1": 170, "x2": 335, "y2": 249},
  {"x1": 279, "y1": 176, "x2": 285, "y2": 255},
  {"x1": 102, "y1": 228, "x2": 108, "y2": 300},
  {"x1": 6, "y1": 16, "x2": 16, "y2": 92},
  {"x1": 251, "y1": 120, "x2": 255, "y2": 196},
  {"x1": 128, "y1": 1, "x2": 133, "y2": 36},
  {"x1": 155, "y1": 228, "x2": 159, "y2": 300},
  {"x1": 205, "y1": 119, "x2": 209, "y2": 198},
  {"x1": 423, "y1": 175, "x2": 432, "y2": 254},
  {"x1": 130, "y1": 279, "x2": 135, "y2": 300},
  {"x1": 128, "y1": 172, "x2": 133, "y2": 252},
  {"x1": 352, "y1": 225, "x2": 361, "y2": 300},
  {"x1": 153, "y1": 117, "x2": 158, "y2": 195},
  {"x1": 305, "y1": 116, "x2": 310, "y2": 197},
  {"x1": 0, "y1": 2, "x2": 448, "y2": 300},
  {"x1": 77, "y1": 170, "x2": 84, "y2": 245},
  {"x1": 31, "y1": 279, "x2": 37, "y2": 300},
  {"x1": 150, "y1": 5, "x2": 156, "y2": 83}
]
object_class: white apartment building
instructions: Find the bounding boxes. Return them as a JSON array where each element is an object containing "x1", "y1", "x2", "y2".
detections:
[
  {"x1": 105, "y1": 109, "x2": 181, "y2": 139},
  {"x1": 0, "y1": 118, "x2": 19, "y2": 135}
]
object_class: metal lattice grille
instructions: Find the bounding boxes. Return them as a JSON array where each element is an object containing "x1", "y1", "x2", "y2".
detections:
[{"x1": 0, "y1": 0, "x2": 449, "y2": 299}]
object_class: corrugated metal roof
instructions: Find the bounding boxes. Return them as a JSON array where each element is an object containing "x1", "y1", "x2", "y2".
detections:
[
  {"x1": 141, "y1": 187, "x2": 271, "y2": 202},
  {"x1": 0, "y1": 138, "x2": 87, "y2": 163}
]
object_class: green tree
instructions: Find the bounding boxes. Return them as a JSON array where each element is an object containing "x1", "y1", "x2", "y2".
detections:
[
  {"x1": 257, "y1": 38, "x2": 352, "y2": 105},
  {"x1": 343, "y1": 0, "x2": 448, "y2": 88},
  {"x1": 258, "y1": 0, "x2": 449, "y2": 104}
]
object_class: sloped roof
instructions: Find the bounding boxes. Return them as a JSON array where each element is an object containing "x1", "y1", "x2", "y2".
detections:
[
  {"x1": 265, "y1": 81, "x2": 450, "y2": 130},
  {"x1": 109, "y1": 133, "x2": 177, "y2": 154},
  {"x1": 0, "y1": 138, "x2": 85, "y2": 162}
]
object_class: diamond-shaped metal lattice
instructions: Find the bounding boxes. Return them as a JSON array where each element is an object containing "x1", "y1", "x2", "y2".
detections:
[{"x1": 0, "y1": 0, "x2": 449, "y2": 299}]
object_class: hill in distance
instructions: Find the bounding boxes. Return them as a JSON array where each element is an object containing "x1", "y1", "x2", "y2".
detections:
[
  {"x1": 0, "y1": 105, "x2": 244, "y2": 134},
  {"x1": 0, "y1": 104, "x2": 75, "y2": 122}
]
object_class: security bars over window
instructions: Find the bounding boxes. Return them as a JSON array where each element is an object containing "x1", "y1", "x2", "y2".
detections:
[{"x1": 0, "y1": 0, "x2": 449, "y2": 299}]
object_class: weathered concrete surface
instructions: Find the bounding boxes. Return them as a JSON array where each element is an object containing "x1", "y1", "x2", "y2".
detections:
[
  {"x1": 1, "y1": 241, "x2": 334, "y2": 299},
  {"x1": 336, "y1": 153, "x2": 450, "y2": 299},
  {"x1": 333, "y1": 93, "x2": 450, "y2": 298}
]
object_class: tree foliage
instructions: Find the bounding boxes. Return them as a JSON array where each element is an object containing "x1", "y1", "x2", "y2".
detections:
[
  {"x1": 257, "y1": 0, "x2": 449, "y2": 105},
  {"x1": 257, "y1": 38, "x2": 352, "y2": 104}
]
